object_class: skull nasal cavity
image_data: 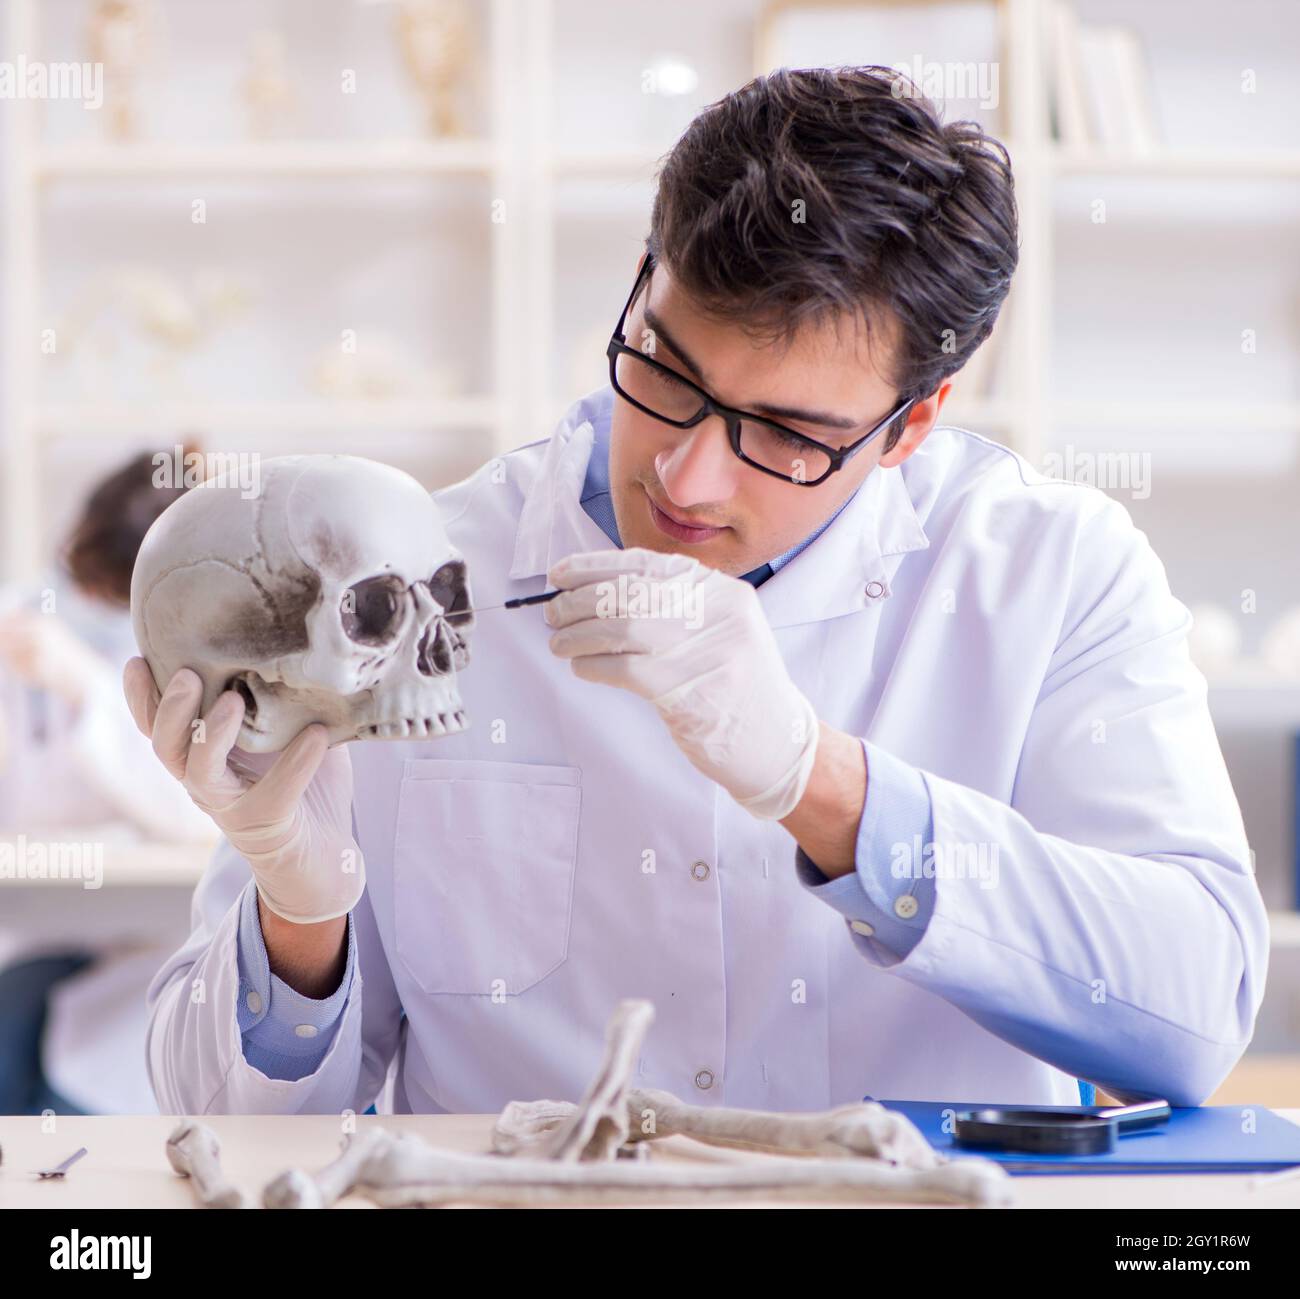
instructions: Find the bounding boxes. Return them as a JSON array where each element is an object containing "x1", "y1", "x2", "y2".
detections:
[
  {"x1": 417, "y1": 621, "x2": 455, "y2": 676},
  {"x1": 342, "y1": 574, "x2": 406, "y2": 645}
]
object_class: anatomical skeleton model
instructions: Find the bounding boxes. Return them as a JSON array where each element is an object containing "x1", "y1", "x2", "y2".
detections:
[{"x1": 168, "y1": 1001, "x2": 1013, "y2": 1208}]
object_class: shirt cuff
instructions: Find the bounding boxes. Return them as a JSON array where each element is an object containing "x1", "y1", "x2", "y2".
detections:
[
  {"x1": 795, "y1": 739, "x2": 936, "y2": 966},
  {"x1": 234, "y1": 880, "x2": 356, "y2": 1080}
]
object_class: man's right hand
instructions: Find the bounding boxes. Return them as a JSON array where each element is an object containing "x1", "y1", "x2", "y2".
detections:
[{"x1": 123, "y1": 659, "x2": 364, "y2": 925}]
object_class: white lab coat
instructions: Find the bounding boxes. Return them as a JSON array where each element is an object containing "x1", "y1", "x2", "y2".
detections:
[
  {"x1": 0, "y1": 586, "x2": 213, "y2": 1113},
  {"x1": 147, "y1": 390, "x2": 1268, "y2": 1115}
]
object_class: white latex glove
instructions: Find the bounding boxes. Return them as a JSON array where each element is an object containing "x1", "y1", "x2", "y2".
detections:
[
  {"x1": 545, "y1": 547, "x2": 820, "y2": 820},
  {"x1": 123, "y1": 660, "x2": 363, "y2": 923}
]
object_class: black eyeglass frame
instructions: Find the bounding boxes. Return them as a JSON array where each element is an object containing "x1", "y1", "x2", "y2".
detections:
[{"x1": 605, "y1": 251, "x2": 918, "y2": 487}]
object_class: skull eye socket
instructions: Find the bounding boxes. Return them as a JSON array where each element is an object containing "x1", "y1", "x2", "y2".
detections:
[
  {"x1": 342, "y1": 575, "x2": 407, "y2": 645},
  {"x1": 428, "y1": 560, "x2": 470, "y2": 623}
]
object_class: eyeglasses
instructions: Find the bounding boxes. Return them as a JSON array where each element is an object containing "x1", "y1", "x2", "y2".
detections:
[{"x1": 606, "y1": 252, "x2": 917, "y2": 487}]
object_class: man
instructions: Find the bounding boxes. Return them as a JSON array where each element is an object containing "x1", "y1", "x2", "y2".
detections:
[{"x1": 130, "y1": 67, "x2": 1265, "y2": 1115}]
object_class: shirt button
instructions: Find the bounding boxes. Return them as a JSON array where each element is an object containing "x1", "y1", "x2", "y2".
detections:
[
  {"x1": 245, "y1": 990, "x2": 263, "y2": 1014},
  {"x1": 865, "y1": 580, "x2": 885, "y2": 599},
  {"x1": 894, "y1": 894, "x2": 920, "y2": 920},
  {"x1": 690, "y1": 860, "x2": 711, "y2": 882},
  {"x1": 694, "y1": 1069, "x2": 715, "y2": 1090},
  {"x1": 849, "y1": 919, "x2": 875, "y2": 937},
  {"x1": 294, "y1": 1024, "x2": 319, "y2": 1039}
]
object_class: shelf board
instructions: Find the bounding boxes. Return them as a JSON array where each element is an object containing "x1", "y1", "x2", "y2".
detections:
[
  {"x1": 34, "y1": 139, "x2": 499, "y2": 180},
  {"x1": 552, "y1": 150, "x2": 664, "y2": 179},
  {"x1": 36, "y1": 397, "x2": 500, "y2": 436},
  {"x1": 1049, "y1": 148, "x2": 1300, "y2": 180},
  {"x1": 1052, "y1": 400, "x2": 1300, "y2": 432}
]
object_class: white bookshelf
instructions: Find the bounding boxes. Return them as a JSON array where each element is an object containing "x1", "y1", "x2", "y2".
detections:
[
  {"x1": 1051, "y1": 147, "x2": 1300, "y2": 179},
  {"x1": 35, "y1": 397, "x2": 500, "y2": 437},
  {"x1": 34, "y1": 138, "x2": 500, "y2": 177},
  {"x1": 528, "y1": 0, "x2": 1297, "y2": 469},
  {"x1": 0, "y1": 0, "x2": 1295, "y2": 906},
  {"x1": 0, "y1": 0, "x2": 535, "y2": 583},
  {"x1": 3, "y1": 0, "x2": 1296, "y2": 573}
]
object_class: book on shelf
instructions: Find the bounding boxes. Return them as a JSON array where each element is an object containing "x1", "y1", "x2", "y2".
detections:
[
  {"x1": 1046, "y1": 0, "x2": 1091, "y2": 148},
  {"x1": 1045, "y1": 1, "x2": 1161, "y2": 154}
]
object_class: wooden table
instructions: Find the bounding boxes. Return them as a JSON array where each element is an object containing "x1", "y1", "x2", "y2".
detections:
[{"x1": 4, "y1": 1111, "x2": 1300, "y2": 1209}]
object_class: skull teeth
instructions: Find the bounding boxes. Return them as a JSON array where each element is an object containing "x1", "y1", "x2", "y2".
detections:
[{"x1": 362, "y1": 710, "x2": 467, "y2": 740}]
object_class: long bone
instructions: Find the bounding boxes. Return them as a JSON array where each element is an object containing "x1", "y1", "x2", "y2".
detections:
[
  {"x1": 496, "y1": 1090, "x2": 942, "y2": 1166},
  {"x1": 264, "y1": 1126, "x2": 1013, "y2": 1209}
]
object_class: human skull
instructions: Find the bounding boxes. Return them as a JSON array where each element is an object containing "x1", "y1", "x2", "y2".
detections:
[{"x1": 130, "y1": 454, "x2": 473, "y2": 753}]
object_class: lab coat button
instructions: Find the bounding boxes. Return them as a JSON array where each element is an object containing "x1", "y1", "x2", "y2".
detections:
[
  {"x1": 245, "y1": 990, "x2": 263, "y2": 1015},
  {"x1": 894, "y1": 894, "x2": 920, "y2": 920},
  {"x1": 849, "y1": 919, "x2": 875, "y2": 937},
  {"x1": 694, "y1": 1068, "x2": 715, "y2": 1090},
  {"x1": 690, "y1": 860, "x2": 710, "y2": 881},
  {"x1": 865, "y1": 580, "x2": 885, "y2": 599},
  {"x1": 294, "y1": 1023, "x2": 319, "y2": 1039}
]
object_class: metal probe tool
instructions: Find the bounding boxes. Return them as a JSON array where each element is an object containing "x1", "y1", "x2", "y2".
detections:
[{"x1": 467, "y1": 589, "x2": 563, "y2": 614}]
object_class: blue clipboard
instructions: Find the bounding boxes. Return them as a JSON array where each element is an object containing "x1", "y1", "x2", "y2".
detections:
[{"x1": 879, "y1": 1099, "x2": 1300, "y2": 1175}]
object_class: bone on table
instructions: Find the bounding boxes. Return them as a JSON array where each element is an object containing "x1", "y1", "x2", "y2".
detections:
[
  {"x1": 265, "y1": 997, "x2": 1014, "y2": 1208},
  {"x1": 496, "y1": 1088, "x2": 944, "y2": 1166},
  {"x1": 264, "y1": 1125, "x2": 1013, "y2": 1209},
  {"x1": 493, "y1": 997, "x2": 940, "y2": 1169},
  {"x1": 166, "y1": 1121, "x2": 246, "y2": 1209}
]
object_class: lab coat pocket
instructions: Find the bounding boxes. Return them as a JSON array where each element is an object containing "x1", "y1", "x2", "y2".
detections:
[{"x1": 392, "y1": 758, "x2": 581, "y2": 995}]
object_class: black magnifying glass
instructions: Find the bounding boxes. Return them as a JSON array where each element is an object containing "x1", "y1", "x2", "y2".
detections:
[{"x1": 953, "y1": 1100, "x2": 1172, "y2": 1156}]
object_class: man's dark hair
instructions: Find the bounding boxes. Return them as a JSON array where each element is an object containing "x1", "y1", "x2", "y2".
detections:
[{"x1": 648, "y1": 65, "x2": 1019, "y2": 452}]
